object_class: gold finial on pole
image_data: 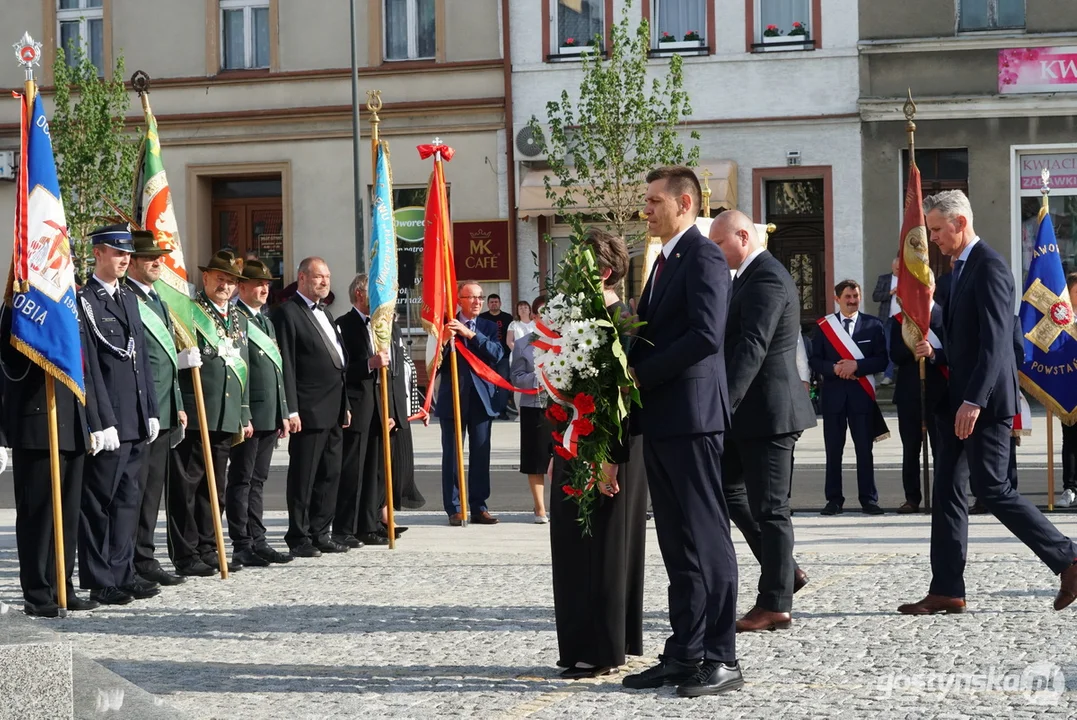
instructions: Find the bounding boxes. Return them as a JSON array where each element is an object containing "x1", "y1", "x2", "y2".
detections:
[
  {"x1": 700, "y1": 167, "x2": 713, "y2": 217},
  {"x1": 1041, "y1": 167, "x2": 1051, "y2": 214},
  {"x1": 903, "y1": 88, "x2": 917, "y2": 157}
]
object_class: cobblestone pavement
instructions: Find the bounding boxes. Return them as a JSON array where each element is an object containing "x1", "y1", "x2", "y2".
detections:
[{"x1": 2, "y1": 511, "x2": 1077, "y2": 719}]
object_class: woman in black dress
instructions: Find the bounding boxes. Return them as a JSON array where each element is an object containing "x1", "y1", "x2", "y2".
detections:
[{"x1": 550, "y1": 228, "x2": 647, "y2": 679}]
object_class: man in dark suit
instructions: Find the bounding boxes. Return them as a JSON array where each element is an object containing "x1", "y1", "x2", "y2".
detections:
[
  {"x1": 889, "y1": 299, "x2": 948, "y2": 513},
  {"x1": 710, "y1": 210, "x2": 817, "y2": 633},
  {"x1": 438, "y1": 282, "x2": 504, "y2": 525},
  {"x1": 1, "y1": 306, "x2": 103, "y2": 616},
  {"x1": 622, "y1": 166, "x2": 742, "y2": 697},
  {"x1": 900, "y1": 190, "x2": 1077, "y2": 615},
  {"x1": 273, "y1": 256, "x2": 350, "y2": 557},
  {"x1": 809, "y1": 280, "x2": 889, "y2": 516},
  {"x1": 168, "y1": 250, "x2": 251, "y2": 576},
  {"x1": 226, "y1": 260, "x2": 294, "y2": 567},
  {"x1": 78, "y1": 224, "x2": 161, "y2": 605},
  {"x1": 123, "y1": 231, "x2": 190, "y2": 588},
  {"x1": 333, "y1": 273, "x2": 393, "y2": 547}
]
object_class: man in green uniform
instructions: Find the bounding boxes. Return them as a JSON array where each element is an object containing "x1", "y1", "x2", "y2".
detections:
[
  {"x1": 124, "y1": 231, "x2": 193, "y2": 587},
  {"x1": 167, "y1": 250, "x2": 251, "y2": 576},
  {"x1": 226, "y1": 260, "x2": 293, "y2": 567}
]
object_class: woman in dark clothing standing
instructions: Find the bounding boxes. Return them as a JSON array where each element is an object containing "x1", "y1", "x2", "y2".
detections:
[{"x1": 550, "y1": 228, "x2": 647, "y2": 679}]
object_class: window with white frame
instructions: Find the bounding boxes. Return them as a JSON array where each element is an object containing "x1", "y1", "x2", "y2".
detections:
[
  {"x1": 552, "y1": 0, "x2": 604, "y2": 51},
  {"x1": 384, "y1": 0, "x2": 436, "y2": 61},
  {"x1": 220, "y1": 0, "x2": 271, "y2": 70},
  {"x1": 959, "y1": 0, "x2": 1025, "y2": 31},
  {"x1": 758, "y1": 0, "x2": 811, "y2": 42},
  {"x1": 57, "y1": 0, "x2": 104, "y2": 74},
  {"x1": 653, "y1": 0, "x2": 706, "y2": 46}
]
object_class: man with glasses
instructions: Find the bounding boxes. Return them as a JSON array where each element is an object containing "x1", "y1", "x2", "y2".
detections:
[{"x1": 438, "y1": 282, "x2": 504, "y2": 526}]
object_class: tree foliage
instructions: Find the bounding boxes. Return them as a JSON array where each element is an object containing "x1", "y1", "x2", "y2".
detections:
[
  {"x1": 529, "y1": 0, "x2": 700, "y2": 244},
  {"x1": 51, "y1": 46, "x2": 139, "y2": 282}
]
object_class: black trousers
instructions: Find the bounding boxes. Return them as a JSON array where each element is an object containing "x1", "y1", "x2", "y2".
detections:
[
  {"x1": 823, "y1": 408, "x2": 877, "y2": 507},
  {"x1": 897, "y1": 401, "x2": 940, "y2": 507},
  {"x1": 1063, "y1": 421, "x2": 1077, "y2": 492},
  {"x1": 334, "y1": 420, "x2": 381, "y2": 538},
  {"x1": 285, "y1": 426, "x2": 343, "y2": 548},
  {"x1": 723, "y1": 433, "x2": 801, "y2": 613},
  {"x1": 226, "y1": 429, "x2": 277, "y2": 552},
  {"x1": 13, "y1": 449, "x2": 83, "y2": 606},
  {"x1": 644, "y1": 432, "x2": 737, "y2": 663},
  {"x1": 168, "y1": 430, "x2": 231, "y2": 567},
  {"x1": 79, "y1": 440, "x2": 146, "y2": 590},
  {"x1": 135, "y1": 432, "x2": 173, "y2": 575},
  {"x1": 930, "y1": 416, "x2": 1076, "y2": 598}
]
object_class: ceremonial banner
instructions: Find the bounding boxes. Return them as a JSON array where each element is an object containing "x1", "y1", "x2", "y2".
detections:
[
  {"x1": 1018, "y1": 208, "x2": 1077, "y2": 423},
  {"x1": 896, "y1": 161, "x2": 933, "y2": 350},
  {"x1": 7, "y1": 92, "x2": 84, "y2": 402},
  {"x1": 369, "y1": 141, "x2": 398, "y2": 354},
  {"x1": 417, "y1": 143, "x2": 458, "y2": 379},
  {"x1": 133, "y1": 97, "x2": 195, "y2": 346}
]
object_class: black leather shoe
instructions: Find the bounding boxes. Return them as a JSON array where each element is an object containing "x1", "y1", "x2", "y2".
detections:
[
  {"x1": 139, "y1": 567, "x2": 187, "y2": 586},
  {"x1": 202, "y1": 554, "x2": 242, "y2": 572},
  {"x1": 90, "y1": 587, "x2": 135, "y2": 605},
  {"x1": 820, "y1": 502, "x2": 843, "y2": 516},
  {"x1": 622, "y1": 656, "x2": 701, "y2": 689},
  {"x1": 358, "y1": 532, "x2": 389, "y2": 546},
  {"x1": 379, "y1": 524, "x2": 408, "y2": 538},
  {"x1": 233, "y1": 548, "x2": 271, "y2": 567},
  {"x1": 560, "y1": 665, "x2": 614, "y2": 679},
  {"x1": 676, "y1": 660, "x2": 745, "y2": 697},
  {"x1": 290, "y1": 542, "x2": 322, "y2": 558},
  {"x1": 176, "y1": 560, "x2": 216, "y2": 577},
  {"x1": 255, "y1": 546, "x2": 295, "y2": 564},
  {"x1": 66, "y1": 593, "x2": 100, "y2": 612},
  {"x1": 314, "y1": 538, "x2": 349, "y2": 553},
  {"x1": 24, "y1": 601, "x2": 60, "y2": 618},
  {"x1": 332, "y1": 534, "x2": 363, "y2": 549},
  {"x1": 861, "y1": 503, "x2": 885, "y2": 516},
  {"x1": 120, "y1": 580, "x2": 161, "y2": 600}
]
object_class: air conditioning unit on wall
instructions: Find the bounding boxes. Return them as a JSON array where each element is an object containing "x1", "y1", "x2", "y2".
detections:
[{"x1": 514, "y1": 123, "x2": 550, "y2": 162}]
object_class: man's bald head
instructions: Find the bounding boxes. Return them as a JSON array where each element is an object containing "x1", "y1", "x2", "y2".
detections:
[{"x1": 708, "y1": 209, "x2": 760, "y2": 270}]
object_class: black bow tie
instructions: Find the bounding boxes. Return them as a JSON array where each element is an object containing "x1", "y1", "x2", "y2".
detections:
[{"x1": 313, "y1": 301, "x2": 326, "y2": 311}]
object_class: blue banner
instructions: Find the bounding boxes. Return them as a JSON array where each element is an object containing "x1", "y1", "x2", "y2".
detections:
[
  {"x1": 369, "y1": 141, "x2": 398, "y2": 353},
  {"x1": 1018, "y1": 207, "x2": 1077, "y2": 422},
  {"x1": 8, "y1": 92, "x2": 85, "y2": 402}
]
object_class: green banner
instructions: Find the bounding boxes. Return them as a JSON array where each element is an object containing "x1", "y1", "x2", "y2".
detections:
[
  {"x1": 246, "y1": 318, "x2": 283, "y2": 372},
  {"x1": 191, "y1": 302, "x2": 248, "y2": 389},
  {"x1": 136, "y1": 299, "x2": 178, "y2": 370}
]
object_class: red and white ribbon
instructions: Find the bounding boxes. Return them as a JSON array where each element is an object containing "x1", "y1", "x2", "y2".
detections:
[{"x1": 817, "y1": 314, "x2": 877, "y2": 401}]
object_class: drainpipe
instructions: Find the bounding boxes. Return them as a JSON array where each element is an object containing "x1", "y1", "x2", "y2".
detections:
[{"x1": 501, "y1": 0, "x2": 519, "y2": 305}]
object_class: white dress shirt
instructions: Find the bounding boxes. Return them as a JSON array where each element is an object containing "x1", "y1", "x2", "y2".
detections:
[
  {"x1": 837, "y1": 310, "x2": 859, "y2": 337},
  {"x1": 92, "y1": 274, "x2": 118, "y2": 298},
  {"x1": 297, "y1": 291, "x2": 345, "y2": 365},
  {"x1": 649, "y1": 227, "x2": 690, "y2": 301},
  {"x1": 735, "y1": 246, "x2": 766, "y2": 279}
]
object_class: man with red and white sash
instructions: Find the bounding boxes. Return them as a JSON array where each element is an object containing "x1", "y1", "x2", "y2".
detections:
[{"x1": 809, "y1": 279, "x2": 889, "y2": 516}]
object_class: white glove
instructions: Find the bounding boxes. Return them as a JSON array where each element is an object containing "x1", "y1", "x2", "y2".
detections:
[
  {"x1": 148, "y1": 418, "x2": 160, "y2": 443},
  {"x1": 102, "y1": 427, "x2": 121, "y2": 453},
  {"x1": 177, "y1": 347, "x2": 203, "y2": 370},
  {"x1": 0, "y1": 447, "x2": 8, "y2": 474}
]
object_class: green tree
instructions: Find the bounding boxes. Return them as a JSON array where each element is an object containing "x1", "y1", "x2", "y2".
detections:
[
  {"x1": 529, "y1": 0, "x2": 700, "y2": 244},
  {"x1": 51, "y1": 46, "x2": 139, "y2": 282}
]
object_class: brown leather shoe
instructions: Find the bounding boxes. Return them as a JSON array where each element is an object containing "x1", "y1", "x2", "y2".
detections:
[
  {"x1": 793, "y1": 568, "x2": 809, "y2": 594},
  {"x1": 735, "y1": 606, "x2": 791, "y2": 633},
  {"x1": 897, "y1": 502, "x2": 919, "y2": 514},
  {"x1": 1054, "y1": 560, "x2": 1077, "y2": 610},
  {"x1": 473, "y1": 510, "x2": 500, "y2": 525},
  {"x1": 448, "y1": 513, "x2": 463, "y2": 527},
  {"x1": 897, "y1": 594, "x2": 966, "y2": 615}
]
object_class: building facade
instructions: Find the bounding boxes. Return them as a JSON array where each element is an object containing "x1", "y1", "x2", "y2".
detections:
[
  {"x1": 859, "y1": 0, "x2": 1077, "y2": 298},
  {"x1": 0, "y1": 0, "x2": 514, "y2": 384},
  {"x1": 511, "y1": 0, "x2": 862, "y2": 330}
]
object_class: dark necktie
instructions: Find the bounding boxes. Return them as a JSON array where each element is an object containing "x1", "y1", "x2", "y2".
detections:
[
  {"x1": 950, "y1": 260, "x2": 965, "y2": 303},
  {"x1": 843, "y1": 318, "x2": 852, "y2": 336},
  {"x1": 653, "y1": 253, "x2": 667, "y2": 286}
]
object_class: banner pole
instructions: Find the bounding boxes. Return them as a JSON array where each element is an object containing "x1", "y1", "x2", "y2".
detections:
[
  {"x1": 1047, "y1": 409, "x2": 1056, "y2": 511},
  {"x1": 919, "y1": 358, "x2": 931, "y2": 511},
  {"x1": 45, "y1": 377, "x2": 68, "y2": 613},
  {"x1": 191, "y1": 366, "x2": 229, "y2": 579}
]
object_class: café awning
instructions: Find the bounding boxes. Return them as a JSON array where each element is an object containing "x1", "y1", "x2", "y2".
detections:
[{"x1": 516, "y1": 160, "x2": 738, "y2": 219}]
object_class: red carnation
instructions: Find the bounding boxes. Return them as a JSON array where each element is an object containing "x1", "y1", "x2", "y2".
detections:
[
  {"x1": 547, "y1": 404, "x2": 569, "y2": 423},
  {"x1": 551, "y1": 430, "x2": 564, "y2": 445},
  {"x1": 572, "y1": 417, "x2": 595, "y2": 436},
  {"x1": 554, "y1": 445, "x2": 575, "y2": 461},
  {"x1": 573, "y1": 393, "x2": 596, "y2": 415}
]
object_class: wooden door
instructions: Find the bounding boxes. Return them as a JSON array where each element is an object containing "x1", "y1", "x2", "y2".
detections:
[
  {"x1": 211, "y1": 198, "x2": 285, "y2": 291},
  {"x1": 764, "y1": 179, "x2": 827, "y2": 334}
]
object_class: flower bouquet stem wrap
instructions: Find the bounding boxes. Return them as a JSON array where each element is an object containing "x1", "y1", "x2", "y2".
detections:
[{"x1": 533, "y1": 242, "x2": 643, "y2": 534}]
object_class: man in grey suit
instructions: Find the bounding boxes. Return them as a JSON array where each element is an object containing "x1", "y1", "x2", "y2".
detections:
[{"x1": 710, "y1": 210, "x2": 817, "y2": 632}]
